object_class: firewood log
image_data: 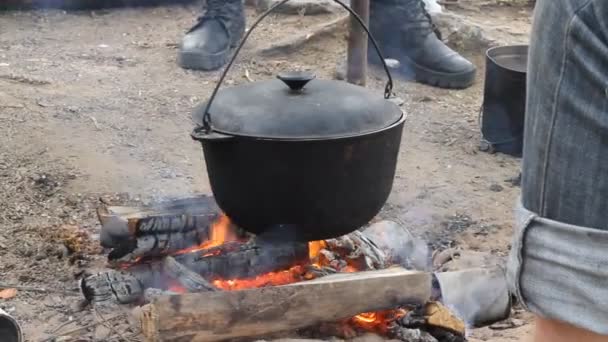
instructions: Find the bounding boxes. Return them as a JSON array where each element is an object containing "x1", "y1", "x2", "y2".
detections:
[
  {"x1": 138, "y1": 267, "x2": 431, "y2": 342},
  {"x1": 97, "y1": 196, "x2": 220, "y2": 248},
  {"x1": 81, "y1": 240, "x2": 309, "y2": 304},
  {"x1": 162, "y1": 256, "x2": 218, "y2": 292}
]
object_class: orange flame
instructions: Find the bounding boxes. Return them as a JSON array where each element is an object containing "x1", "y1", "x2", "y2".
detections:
[
  {"x1": 174, "y1": 214, "x2": 241, "y2": 255},
  {"x1": 354, "y1": 312, "x2": 378, "y2": 323},
  {"x1": 209, "y1": 214, "x2": 233, "y2": 242},
  {"x1": 352, "y1": 309, "x2": 408, "y2": 333},
  {"x1": 213, "y1": 265, "x2": 306, "y2": 291},
  {"x1": 308, "y1": 240, "x2": 327, "y2": 260}
]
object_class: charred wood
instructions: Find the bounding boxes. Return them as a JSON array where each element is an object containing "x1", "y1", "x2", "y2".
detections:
[
  {"x1": 423, "y1": 327, "x2": 466, "y2": 342},
  {"x1": 80, "y1": 262, "x2": 177, "y2": 304},
  {"x1": 162, "y1": 256, "x2": 218, "y2": 292},
  {"x1": 176, "y1": 239, "x2": 309, "y2": 280},
  {"x1": 97, "y1": 195, "x2": 221, "y2": 248},
  {"x1": 81, "y1": 240, "x2": 309, "y2": 304},
  {"x1": 389, "y1": 328, "x2": 438, "y2": 342},
  {"x1": 144, "y1": 288, "x2": 179, "y2": 303},
  {"x1": 395, "y1": 302, "x2": 466, "y2": 340},
  {"x1": 325, "y1": 231, "x2": 386, "y2": 270},
  {"x1": 304, "y1": 265, "x2": 338, "y2": 278},
  {"x1": 107, "y1": 226, "x2": 211, "y2": 263},
  {"x1": 80, "y1": 265, "x2": 159, "y2": 304}
]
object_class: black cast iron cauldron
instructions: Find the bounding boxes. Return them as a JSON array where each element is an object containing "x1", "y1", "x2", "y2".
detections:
[{"x1": 191, "y1": 0, "x2": 405, "y2": 241}]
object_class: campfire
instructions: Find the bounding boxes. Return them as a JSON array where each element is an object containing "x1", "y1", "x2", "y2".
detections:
[{"x1": 81, "y1": 196, "x2": 468, "y2": 342}]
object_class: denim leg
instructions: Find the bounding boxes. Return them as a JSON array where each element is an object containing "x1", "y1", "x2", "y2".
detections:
[
  {"x1": 522, "y1": 0, "x2": 608, "y2": 229},
  {"x1": 508, "y1": 0, "x2": 608, "y2": 334}
]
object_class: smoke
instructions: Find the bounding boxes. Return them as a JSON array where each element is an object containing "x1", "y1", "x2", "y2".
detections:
[
  {"x1": 422, "y1": 0, "x2": 442, "y2": 14},
  {"x1": 362, "y1": 220, "x2": 432, "y2": 272}
]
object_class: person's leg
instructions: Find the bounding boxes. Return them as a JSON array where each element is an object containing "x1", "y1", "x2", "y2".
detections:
[
  {"x1": 178, "y1": 0, "x2": 245, "y2": 71},
  {"x1": 533, "y1": 318, "x2": 608, "y2": 342},
  {"x1": 368, "y1": 0, "x2": 476, "y2": 89},
  {"x1": 507, "y1": 0, "x2": 608, "y2": 339}
]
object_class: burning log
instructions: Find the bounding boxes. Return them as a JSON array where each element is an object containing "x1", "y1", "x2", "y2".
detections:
[
  {"x1": 176, "y1": 239, "x2": 309, "y2": 280},
  {"x1": 138, "y1": 267, "x2": 431, "y2": 342},
  {"x1": 99, "y1": 197, "x2": 252, "y2": 262},
  {"x1": 162, "y1": 256, "x2": 218, "y2": 292},
  {"x1": 81, "y1": 267, "x2": 155, "y2": 304},
  {"x1": 81, "y1": 240, "x2": 310, "y2": 304},
  {"x1": 108, "y1": 227, "x2": 214, "y2": 262},
  {"x1": 97, "y1": 195, "x2": 222, "y2": 248},
  {"x1": 325, "y1": 231, "x2": 387, "y2": 270}
]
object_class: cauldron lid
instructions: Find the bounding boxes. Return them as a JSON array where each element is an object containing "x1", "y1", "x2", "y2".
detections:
[{"x1": 193, "y1": 72, "x2": 403, "y2": 140}]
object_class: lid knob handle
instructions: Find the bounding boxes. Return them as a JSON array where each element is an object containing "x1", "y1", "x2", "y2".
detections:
[{"x1": 277, "y1": 72, "x2": 316, "y2": 91}]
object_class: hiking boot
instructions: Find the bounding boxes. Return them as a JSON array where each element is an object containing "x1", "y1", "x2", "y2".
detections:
[
  {"x1": 178, "y1": 0, "x2": 246, "y2": 71},
  {"x1": 369, "y1": 0, "x2": 476, "y2": 89}
]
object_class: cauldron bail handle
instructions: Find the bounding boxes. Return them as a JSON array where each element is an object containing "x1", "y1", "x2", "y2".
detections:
[{"x1": 199, "y1": 0, "x2": 395, "y2": 132}]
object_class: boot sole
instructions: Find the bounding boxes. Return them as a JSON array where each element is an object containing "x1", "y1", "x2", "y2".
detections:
[
  {"x1": 370, "y1": 54, "x2": 476, "y2": 89},
  {"x1": 178, "y1": 48, "x2": 230, "y2": 71}
]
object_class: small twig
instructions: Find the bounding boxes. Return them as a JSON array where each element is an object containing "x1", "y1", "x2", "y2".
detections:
[
  {"x1": 89, "y1": 116, "x2": 101, "y2": 130},
  {"x1": 49, "y1": 318, "x2": 81, "y2": 335},
  {"x1": 244, "y1": 69, "x2": 254, "y2": 82},
  {"x1": 0, "y1": 283, "x2": 63, "y2": 294},
  {"x1": 0, "y1": 73, "x2": 51, "y2": 85},
  {"x1": 43, "y1": 314, "x2": 123, "y2": 341},
  {"x1": 257, "y1": 15, "x2": 348, "y2": 57}
]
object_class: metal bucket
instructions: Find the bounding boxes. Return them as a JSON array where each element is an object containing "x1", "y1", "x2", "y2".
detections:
[
  {"x1": 434, "y1": 267, "x2": 512, "y2": 327},
  {"x1": 0, "y1": 308, "x2": 23, "y2": 342},
  {"x1": 480, "y1": 45, "x2": 528, "y2": 157}
]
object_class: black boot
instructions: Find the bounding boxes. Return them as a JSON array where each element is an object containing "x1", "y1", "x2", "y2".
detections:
[
  {"x1": 369, "y1": 0, "x2": 476, "y2": 89},
  {"x1": 178, "y1": 0, "x2": 245, "y2": 71}
]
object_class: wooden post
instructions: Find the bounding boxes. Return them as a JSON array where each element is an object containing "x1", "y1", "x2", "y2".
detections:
[{"x1": 346, "y1": 0, "x2": 370, "y2": 86}]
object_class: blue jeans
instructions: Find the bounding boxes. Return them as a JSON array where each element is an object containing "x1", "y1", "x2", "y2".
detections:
[{"x1": 507, "y1": 0, "x2": 608, "y2": 334}]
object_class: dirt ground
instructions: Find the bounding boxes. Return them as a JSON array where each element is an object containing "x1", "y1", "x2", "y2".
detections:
[{"x1": 0, "y1": 1, "x2": 534, "y2": 341}]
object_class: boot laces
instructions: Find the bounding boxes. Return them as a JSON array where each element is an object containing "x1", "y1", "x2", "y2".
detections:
[
  {"x1": 403, "y1": 0, "x2": 442, "y2": 40},
  {"x1": 190, "y1": 0, "x2": 240, "y2": 32}
]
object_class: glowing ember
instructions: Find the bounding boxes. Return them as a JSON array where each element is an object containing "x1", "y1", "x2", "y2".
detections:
[
  {"x1": 352, "y1": 309, "x2": 408, "y2": 333},
  {"x1": 167, "y1": 281, "x2": 187, "y2": 294},
  {"x1": 342, "y1": 266, "x2": 358, "y2": 273},
  {"x1": 213, "y1": 265, "x2": 306, "y2": 291},
  {"x1": 354, "y1": 312, "x2": 378, "y2": 323}
]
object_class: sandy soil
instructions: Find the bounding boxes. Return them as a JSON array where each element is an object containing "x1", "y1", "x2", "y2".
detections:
[{"x1": 0, "y1": 1, "x2": 534, "y2": 341}]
